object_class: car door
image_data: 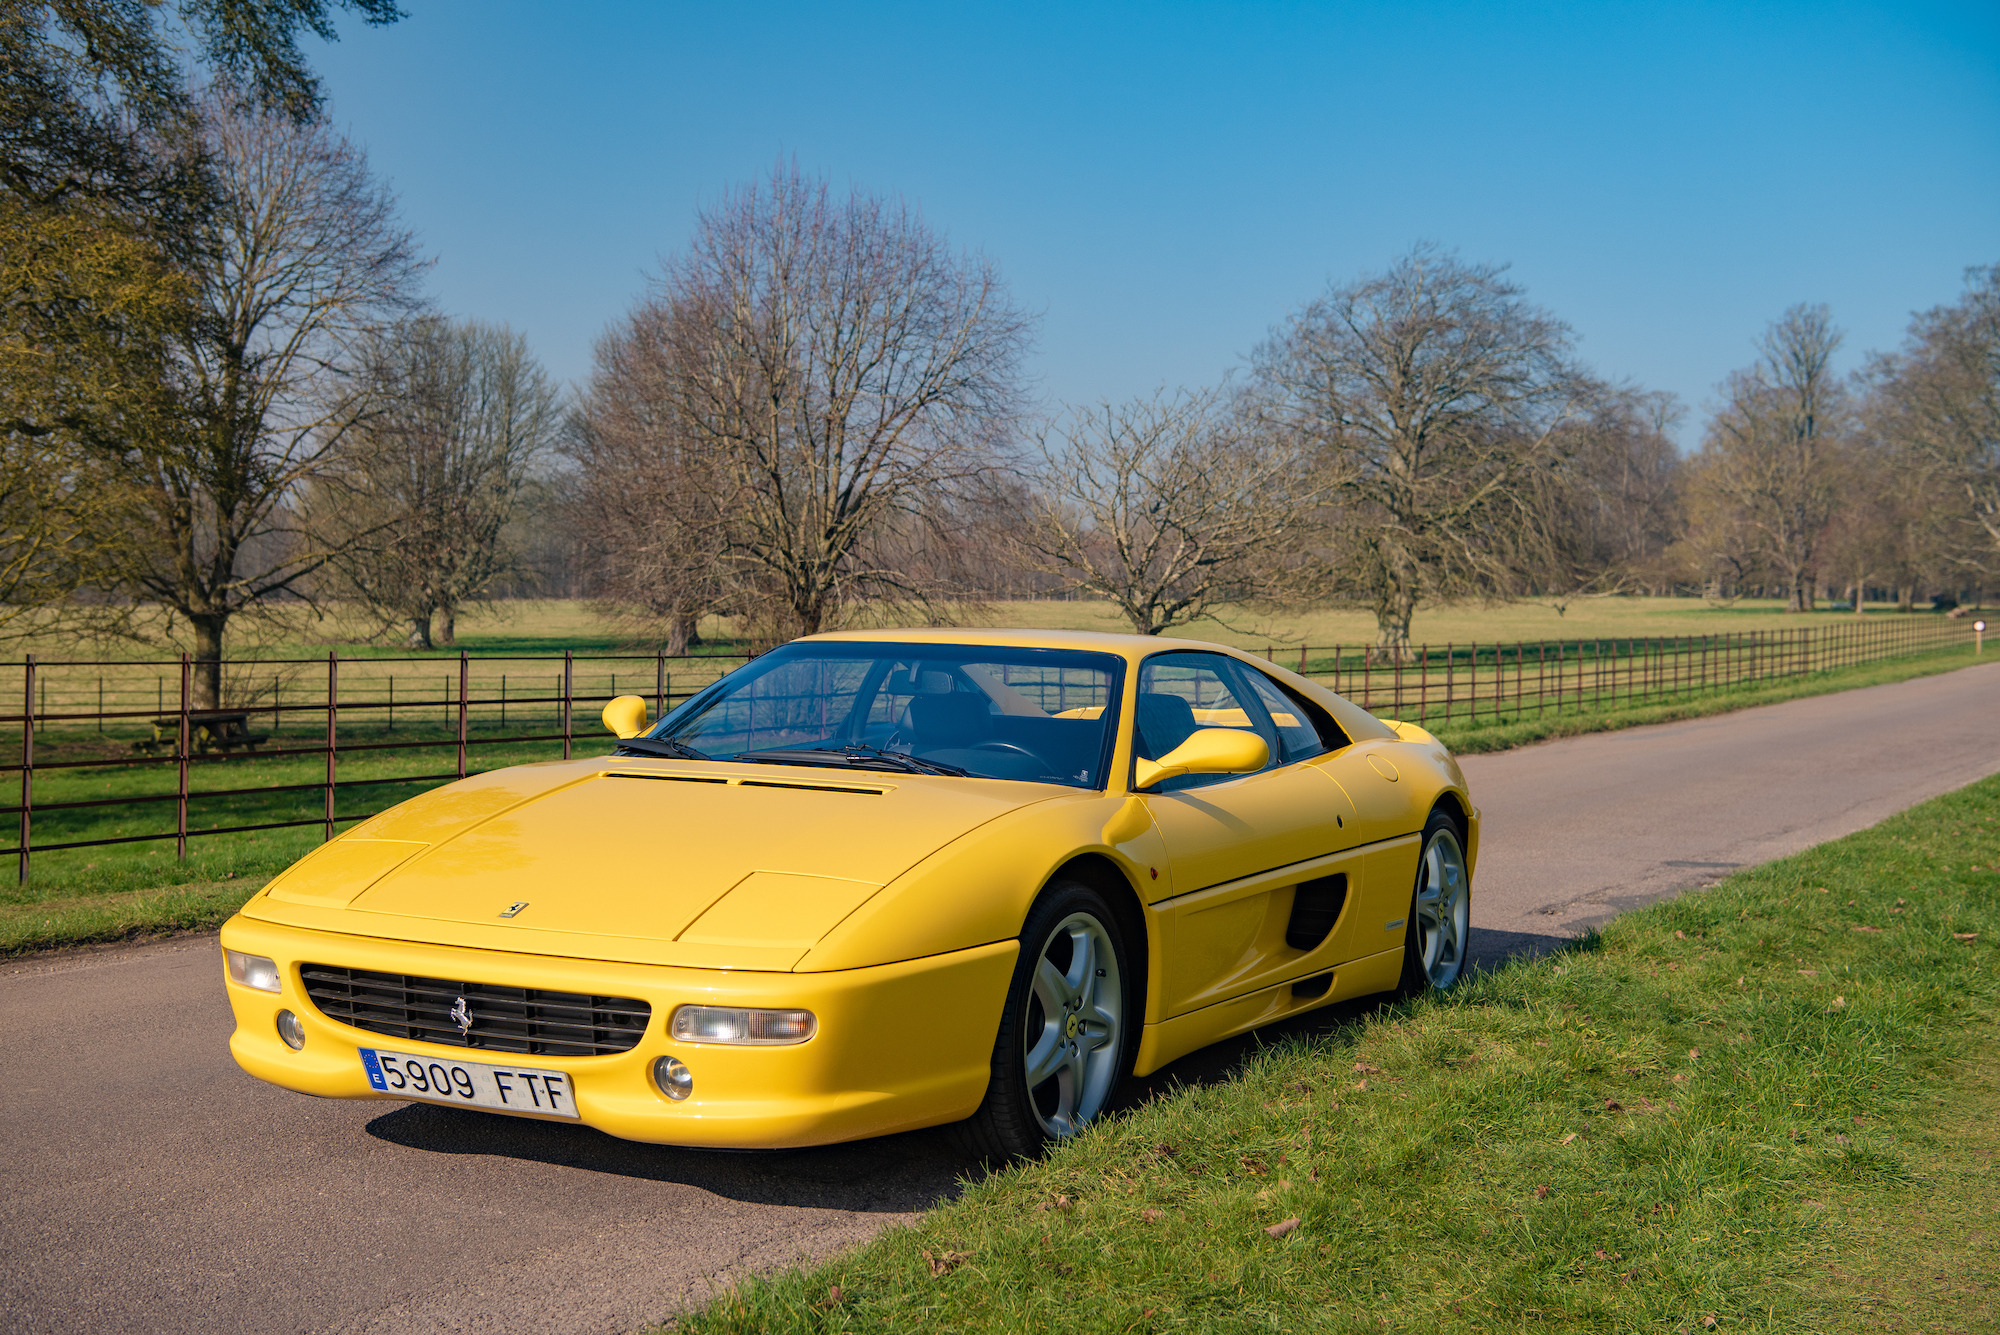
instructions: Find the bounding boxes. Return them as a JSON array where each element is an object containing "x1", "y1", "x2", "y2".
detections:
[{"x1": 1137, "y1": 652, "x2": 1362, "y2": 1015}]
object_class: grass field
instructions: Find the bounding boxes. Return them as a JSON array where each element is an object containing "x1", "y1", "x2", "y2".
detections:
[{"x1": 667, "y1": 775, "x2": 2000, "y2": 1335}]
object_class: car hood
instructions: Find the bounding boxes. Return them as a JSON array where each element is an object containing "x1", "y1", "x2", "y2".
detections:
[{"x1": 241, "y1": 757, "x2": 1066, "y2": 970}]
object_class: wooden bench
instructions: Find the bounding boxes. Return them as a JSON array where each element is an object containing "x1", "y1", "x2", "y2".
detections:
[{"x1": 131, "y1": 711, "x2": 272, "y2": 756}]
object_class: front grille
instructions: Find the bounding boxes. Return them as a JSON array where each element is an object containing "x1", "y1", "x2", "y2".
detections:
[{"x1": 301, "y1": 964, "x2": 651, "y2": 1057}]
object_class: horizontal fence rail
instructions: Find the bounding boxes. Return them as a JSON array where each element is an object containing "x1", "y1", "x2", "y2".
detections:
[{"x1": 0, "y1": 618, "x2": 1980, "y2": 882}]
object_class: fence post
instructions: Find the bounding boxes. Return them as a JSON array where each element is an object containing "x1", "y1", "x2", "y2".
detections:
[
  {"x1": 19, "y1": 654, "x2": 33, "y2": 883},
  {"x1": 387, "y1": 674, "x2": 394, "y2": 731},
  {"x1": 1299, "y1": 644, "x2": 1308, "y2": 674},
  {"x1": 177, "y1": 652, "x2": 190, "y2": 862},
  {"x1": 562, "y1": 650, "x2": 573, "y2": 761},
  {"x1": 656, "y1": 649, "x2": 666, "y2": 720},
  {"x1": 457, "y1": 650, "x2": 469, "y2": 779},
  {"x1": 1444, "y1": 643, "x2": 1454, "y2": 723},
  {"x1": 324, "y1": 650, "x2": 338, "y2": 843}
]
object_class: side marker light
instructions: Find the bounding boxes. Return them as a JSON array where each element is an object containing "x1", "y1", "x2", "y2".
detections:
[{"x1": 276, "y1": 1009, "x2": 306, "y2": 1050}]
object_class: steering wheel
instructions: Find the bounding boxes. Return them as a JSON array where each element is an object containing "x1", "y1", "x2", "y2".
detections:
[{"x1": 972, "y1": 741, "x2": 1043, "y2": 762}]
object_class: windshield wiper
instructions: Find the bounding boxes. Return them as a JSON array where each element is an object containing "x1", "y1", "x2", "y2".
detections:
[
  {"x1": 613, "y1": 735, "x2": 708, "y2": 761},
  {"x1": 811, "y1": 742, "x2": 969, "y2": 777}
]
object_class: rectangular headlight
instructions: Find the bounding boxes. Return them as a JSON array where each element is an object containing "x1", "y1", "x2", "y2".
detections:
[
  {"x1": 669, "y1": 1005, "x2": 816, "y2": 1045},
  {"x1": 225, "y1": 949, "x2": 282, "y2": 993}
]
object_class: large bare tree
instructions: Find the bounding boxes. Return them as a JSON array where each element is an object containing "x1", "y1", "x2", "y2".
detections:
[
  {"x1": 1013, "y1": 388, "x2": 1313, "y2": 635},
  {"x1": 644, "y1": 163, "x2": 1031, "y2": 637},
  {"x1": 566, "y1": 301, "x2": 735, "y2": 654},
  {"x1": 1866, "y1": 265, "x2": 2000, "y2": 585},
  {"x1": 1685, "y1": 305, "x2": 1851, "y2": 612},
  {"x1": 1251, "y1": 243, "x2": 1595, "y2": 658},
  {"x1": 87, "y1": 95, "x2": 423, "y2": 706},
  {"x1": 314, "y1": 317, "x2": 559, "y2": 648}
]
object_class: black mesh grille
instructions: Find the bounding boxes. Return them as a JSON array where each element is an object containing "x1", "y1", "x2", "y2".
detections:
[{"x1": 301, "y1": 964, "x2": 651, "y2": 1057}]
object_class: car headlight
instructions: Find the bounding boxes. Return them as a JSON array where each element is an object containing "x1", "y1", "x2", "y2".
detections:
[
  {"x1": 226, "y1": 949, "x2": 282, "y2": 993},
  {"x1": 668, "y1": 1005, "x2": 817, "y2": 1045}
]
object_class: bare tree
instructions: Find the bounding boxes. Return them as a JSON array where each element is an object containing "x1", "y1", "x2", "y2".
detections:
[
  {"x1": 313, "y1": 317, "x2": 558, "y2": 648},
  {"x1": 1507, "y1": 388, "x2": 1685, "y2": 611},
  {"x1": 1686, "y1": 305, "x2": 1851, "y2": 612},
  {"x1": 1012, "y1": 388, "x2": 1312, "y2": 635},
  {"x1": 1250, "y1": 243, "x2": 1595, "y2": 658},
  {"x1": 1866, "y1": 265, "x2": 2000, "y2": 584},
  {"x1": 85, "y1": 94, "x2": 423, "y2": 706},
  {"x1": 566, "y1": 301, "x2": 734, "y2": 654},
  {"x1": 645, "y1": 163, "x2": 1032, "y2": 637}
]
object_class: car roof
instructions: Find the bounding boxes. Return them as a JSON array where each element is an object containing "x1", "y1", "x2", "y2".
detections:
[{"x1": 794, "y1": 627, "x2": 1255, "y2": 662}]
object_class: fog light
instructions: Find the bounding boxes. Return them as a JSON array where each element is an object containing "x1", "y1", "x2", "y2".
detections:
[
  {"x1": 669, "y1": 1005, "x2": 817, "y2": 1045},
  {"x1": 226, "y1": 949, "x2": 281, "y2": 993},
  {"x1": 275, "y1": 1009, "x2": 306, "y2": 1050},
  {"x1": 652, "y1": 1055, "x2": 693, "y2": 1101}
]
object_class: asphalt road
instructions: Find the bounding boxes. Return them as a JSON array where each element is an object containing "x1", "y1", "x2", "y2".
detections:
[{"x1": 3, "y1": 658, "x2": 1997, "y2": 1335}]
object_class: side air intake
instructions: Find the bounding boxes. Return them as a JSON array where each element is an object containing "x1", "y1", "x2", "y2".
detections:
[{"x1": 1284, "y1": 873, "x2": 1348, "y2": 952}]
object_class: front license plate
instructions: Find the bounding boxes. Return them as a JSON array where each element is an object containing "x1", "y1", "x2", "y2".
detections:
[{"x1": 359, "y1": 1048, "x2": 578, "y2": 1119}]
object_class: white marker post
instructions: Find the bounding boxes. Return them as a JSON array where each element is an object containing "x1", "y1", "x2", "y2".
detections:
[{"x1": 1977, "y1": 619, "x2": 1986, "y2": 656}]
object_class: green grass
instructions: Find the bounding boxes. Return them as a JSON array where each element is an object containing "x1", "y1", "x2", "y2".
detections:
[
  {"x1": 1423, "y1": 642, "x2": 1987, "y2": 755},
  {"x1": 667, "y1": 775, "x2": 2000, "y2": 1335}
]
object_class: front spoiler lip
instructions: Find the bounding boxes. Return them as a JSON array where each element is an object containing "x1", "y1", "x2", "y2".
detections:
[{"x1": 219, "y1": 913, "x2": 1017, "y2": 1150}]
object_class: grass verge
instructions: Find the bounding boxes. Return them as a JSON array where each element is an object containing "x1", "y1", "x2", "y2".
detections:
[
  {"x1": 1426, "y1": 643, "x2": 1987, "y2": 755},
  {"x1": 0, "y1": 874, "x2": 270, "y2": 955},
  {"x1": 669, "y1": 775, "x2": 2000, "y2": 1334}
]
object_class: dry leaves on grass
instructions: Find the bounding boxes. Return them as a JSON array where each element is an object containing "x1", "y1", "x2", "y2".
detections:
[
  {"x1": 1140, "y1": 1208, "x2": 1162, "y2": 1223},
  {"x1": 1534, "y1": 1184, "x2": 1551, "y2": 1199},
  {"x1": 924, "y1": 1249, "x2": 972, "y2": 1277},
  {"x1": 1852, "y1": 925, "x2": 1884, "y2": 934},
  {"x1": 1955, "y1": 932, "x2": 1979, "y2": 942},
  {"x1": 1559, "y1": 1132, "x2": 1579, "y2": 1145},
  {"x1": 1263, "y1": 1217, "x2": 1300, "y2": 1239},
  {"x1": 1037, "y1": 1194, "x2": 1073, "y2": 1212}
]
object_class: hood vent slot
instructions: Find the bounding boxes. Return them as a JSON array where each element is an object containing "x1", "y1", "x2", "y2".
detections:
[
  {"x1": 603, "y1": 771, "x2": 882, "y2": 796},
  {"x1": 605, "y1": 772, "x2": 727, "y2": 785},
  {"x1": 738, "y1": 779, "x2": 884, "y2": 796}
]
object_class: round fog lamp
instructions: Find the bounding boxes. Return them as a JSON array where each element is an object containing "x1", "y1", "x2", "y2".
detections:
[
  {"x1": 652, "y1": 1054, "x2": 693, "y2": 1101},
  {"x1": 275, "y1": 1009, "x2": 306, "y2": 1050}
]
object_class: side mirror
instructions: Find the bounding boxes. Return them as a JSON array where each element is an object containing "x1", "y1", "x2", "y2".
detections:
[
  {"x1": 602, "y1": 695, "x2": 649, "y2": 740},
  {"x1": 1133, "y1": 728, "x2": 1269, "y2": 791}
]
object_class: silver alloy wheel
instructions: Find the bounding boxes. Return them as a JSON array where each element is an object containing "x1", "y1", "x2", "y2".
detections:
[
  {"x1": 1415, "y1": 826, "x2": 1470, "y2": 989},
  {"x1": 1022, "y1": 910, "x2": 1123, "y2": 1137}
]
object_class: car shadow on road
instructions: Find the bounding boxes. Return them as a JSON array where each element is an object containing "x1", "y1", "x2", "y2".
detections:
[
  {"x1": 363, "y1": 925, "x2": 1583, "y2": 1209},
  {"x1": 364, "y1": 1100, "x2": 974, "y2": 1214}
]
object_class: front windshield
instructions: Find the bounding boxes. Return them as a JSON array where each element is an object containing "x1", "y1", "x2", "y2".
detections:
[{"x1": 649, "y1": 642, "x2": 1123, "y2": 788}]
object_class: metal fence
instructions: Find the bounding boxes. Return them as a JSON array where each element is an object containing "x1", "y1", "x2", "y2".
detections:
[
  {"x1": 1277, "y1": 615, "x2": 1975, "y2": 727},
  {"x1": 0, "y1": 617, "x2": 1980, "y2": 881}
]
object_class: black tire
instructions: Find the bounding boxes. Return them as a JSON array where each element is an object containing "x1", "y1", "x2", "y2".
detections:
[
  {"x1": 1395, "y1": 808, "x2": 1472, "y2": 998},
  {"x1": 955, "y1": 880, "x2": 1136, "y2": 1161}
]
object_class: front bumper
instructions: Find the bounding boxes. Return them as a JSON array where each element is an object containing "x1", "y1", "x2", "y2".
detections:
[{"x1": 219, "y1": 915, "x2": 1017, "y2": 1149}]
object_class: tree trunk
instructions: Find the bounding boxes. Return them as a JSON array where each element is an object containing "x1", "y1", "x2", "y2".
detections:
[
  {"x1": 664, "y1": 611, "x2": 704, "y2": 655},
  {"x1": 436, "y1": 603, "x2": 456, "y2": 646},
  {"x1": 190, "y1": 614, "x2": 228, "y2": 711},
  {"x1": 404, "y1": 614, "x2": 433, "y2": 650},
  {"x1": 1898, "y1": 584, "x2": 1915, "y2": 612},
  {"x1": 1374, "y1": 590, "x2": 1417, "y2": 663}
]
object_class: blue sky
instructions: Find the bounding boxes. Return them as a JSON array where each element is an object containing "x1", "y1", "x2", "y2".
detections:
[{"x1": 306, "y1": 1, "x2": 1998, "y2": 441}]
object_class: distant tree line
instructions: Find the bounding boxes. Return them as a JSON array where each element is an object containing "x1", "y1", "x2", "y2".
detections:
[{"x1": 4, "y1": 7, "x2": 1995, "y2": 709}]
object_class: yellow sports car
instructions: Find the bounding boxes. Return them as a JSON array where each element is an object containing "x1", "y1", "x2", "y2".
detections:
[{"x1": 221, "y1": 629, "x2": 1476, "y2": 1157}]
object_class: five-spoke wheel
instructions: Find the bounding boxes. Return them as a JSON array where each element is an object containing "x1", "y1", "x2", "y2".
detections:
[
  {"x1": 958, "y1": 881, "x2": 1132, "y2": 1159},
  {"x1": 1398, "y1": 809, "x2": 1471, "y2": 996}
]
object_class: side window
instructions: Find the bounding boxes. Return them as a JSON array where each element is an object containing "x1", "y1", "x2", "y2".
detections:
[
  {"x1": 1136, "y1": 653, "x2": 1278, "y2": 792},
  {"x1": 1241, "y1": 669, "x2": 1352, "y2": 758}
]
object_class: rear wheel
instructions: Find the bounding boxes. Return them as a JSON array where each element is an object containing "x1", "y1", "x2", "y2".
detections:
[
  {"x1": 956, "y1": 880, "x2": 1133, "y2": 1160},
  {"x1": 1396, "y1": 809, "x2": 1471, "y2": 997}
]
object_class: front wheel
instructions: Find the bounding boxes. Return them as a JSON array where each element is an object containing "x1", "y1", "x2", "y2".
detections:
[
  {"x1": 1396, "y1": 809, "x2": 1471, "y2": 997},
  {"x1": 956, "y1": 880, "x2": 1133, "y2": 1160}
]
